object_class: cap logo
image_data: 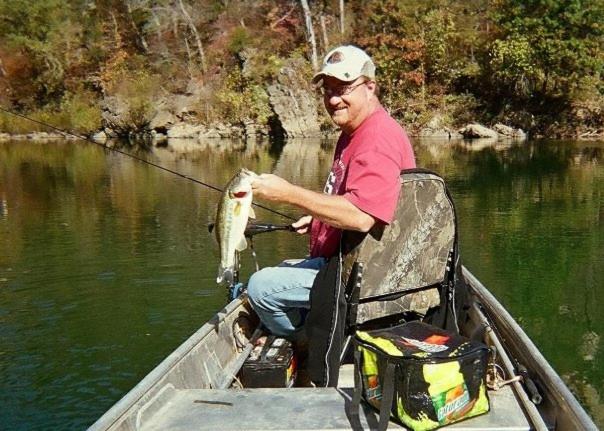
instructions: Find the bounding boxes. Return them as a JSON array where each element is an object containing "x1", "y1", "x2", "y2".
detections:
[{"x1": 326, "y1": 51, "x2": 344, "y2": 64}]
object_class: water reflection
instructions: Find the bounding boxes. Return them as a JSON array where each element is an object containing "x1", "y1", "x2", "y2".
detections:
[
  {"x1": 273, "y1": 138, "x2": 334, "y2": 186},
  {"x1": 0, "y1": 138, "x2": 602, "y2": 429},
  {"x1": 417, "y1": 139, "x2": 604, "y2": 427}
]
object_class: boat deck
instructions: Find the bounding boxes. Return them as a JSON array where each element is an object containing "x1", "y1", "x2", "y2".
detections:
[
  {"x1": 89, "y1": 276, "x2": 597, "y2": 431},
  {"x1": 139, "y1": 365, "x2": 530, "y2": 431}
]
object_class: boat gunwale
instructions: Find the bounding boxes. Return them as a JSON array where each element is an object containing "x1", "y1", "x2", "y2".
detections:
[
  {"x1": 462, "y1": 265, "x2": 597, "y2": 430},
  {"x1": 87, "y1": 295, "x2": 249, "y2": 431}
]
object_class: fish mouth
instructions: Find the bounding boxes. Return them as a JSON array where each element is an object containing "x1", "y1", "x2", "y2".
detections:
[{"x1": 231, "y1": 191, "x2": 249, "y2": 198}]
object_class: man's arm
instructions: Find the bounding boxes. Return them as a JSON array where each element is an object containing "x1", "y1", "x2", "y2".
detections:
[{"x1": 251, "y1": 174, "x2": 375, "y2": 232}]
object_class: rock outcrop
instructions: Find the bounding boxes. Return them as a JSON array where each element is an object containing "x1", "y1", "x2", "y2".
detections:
[
  {"x1": 101, "y1": 96, "x2": 145, "y2": 136},
  {"x1": 149, "y1": 108, "x2": 177, "y2": 132},
  {"x1": 418, "y1": 115, "x2": 463, "y2": 139},
  {"x1": 457, "y1": 122, "x2": 526, "y2": 140},
  {"x1": 493, "y1": 123, "x2": 526, "y2": 139},
  {"x1": 267, "y1": 61, "x2": 321, "y2": 138},
  {"x1": 166, "y1": 122, "x2": 206, "y2": 139},
  {"x1": 92, "y1": 131, "x2": 108, "y2": 143},
  {"x1": 458, "y1": 123, "x2": 499, "y2": 139},
  {"x1": 242, "y1": 119, "x2": 269, "y2": 140}
]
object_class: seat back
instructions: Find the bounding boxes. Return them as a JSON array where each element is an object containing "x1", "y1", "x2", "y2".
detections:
[{"x1": 343, "y1": 169, "x2": 457, "y2": 326}]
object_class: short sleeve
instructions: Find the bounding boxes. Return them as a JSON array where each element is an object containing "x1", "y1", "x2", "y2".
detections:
[{"x1": 343, "y1": 150, "x2": 401, "y2": 224}]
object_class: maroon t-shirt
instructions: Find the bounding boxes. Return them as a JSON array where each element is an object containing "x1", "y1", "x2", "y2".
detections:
[{"x1": 309, "y1": 107, "x2": 416, "y2": 258}]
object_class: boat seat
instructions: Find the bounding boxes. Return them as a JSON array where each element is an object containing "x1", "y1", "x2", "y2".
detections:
[{"x1": 138, "y1": 385, "x2": 530, "y2": 431}]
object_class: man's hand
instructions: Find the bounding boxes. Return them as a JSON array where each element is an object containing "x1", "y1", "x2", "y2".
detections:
[
  {"x1": 251, "y1": 173, "x2": 293, "y2": 202},
  {"x1": 251, "y1": 173, "x2": 375, "y2": 232},
  {"x1": 291, "y1": 215, "x2": 312, "y2": 234}
]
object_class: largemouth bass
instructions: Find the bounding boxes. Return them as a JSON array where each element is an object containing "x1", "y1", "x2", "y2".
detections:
[{"x1": 215, "y1": 168, "x2": 257, "y2": 284}]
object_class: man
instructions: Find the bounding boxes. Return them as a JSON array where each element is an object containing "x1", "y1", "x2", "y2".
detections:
[{"x1": 248, "y1": 45, "x2": 416, "y2": 338}]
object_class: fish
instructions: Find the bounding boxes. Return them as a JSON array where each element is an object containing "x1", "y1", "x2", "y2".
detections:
[{"x1": 215, "y1": 168, "x2": 257, "y2": 284}]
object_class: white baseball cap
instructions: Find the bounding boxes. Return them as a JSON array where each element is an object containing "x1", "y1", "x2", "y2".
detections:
[{"x1": 312, "y1": 45, "x2": 376, "y2": 84}]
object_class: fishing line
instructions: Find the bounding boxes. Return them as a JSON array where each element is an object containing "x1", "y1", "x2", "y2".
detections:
[{"x1": 0, "y1": 106, "x2": 296, "y2": 221}]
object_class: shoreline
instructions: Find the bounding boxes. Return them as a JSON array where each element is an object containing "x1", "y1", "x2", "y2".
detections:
[{"x1": 1, "y1": 128, "x2": 603, "y2": 143}]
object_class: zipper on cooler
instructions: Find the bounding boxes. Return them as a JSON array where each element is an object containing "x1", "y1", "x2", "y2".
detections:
[{"x1": 356, "y1": 339, "x2": 490, "y2": 365}]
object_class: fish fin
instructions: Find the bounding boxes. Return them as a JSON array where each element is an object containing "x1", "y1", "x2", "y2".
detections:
[
  {"x1": 249, "y1": 206, "x2": 256, "y2": 219},
  {"x1": 217, "y1": 266, "x2": 234, "y2": 284},
  {"x1": 234, "y1": 202, "x2": 241, "y2": 216},
  {"x1": 235, "y1": 235, "x2": 248, "y2": 251}
]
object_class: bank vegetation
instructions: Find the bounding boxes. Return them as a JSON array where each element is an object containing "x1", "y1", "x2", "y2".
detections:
[{"x1": 0, "y1": 0, "x2": 602, "y2": 139}]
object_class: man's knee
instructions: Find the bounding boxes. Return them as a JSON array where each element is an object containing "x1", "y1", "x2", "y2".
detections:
[{"x1": 246, "y1": 267, "x2": 274, "y2": 306}]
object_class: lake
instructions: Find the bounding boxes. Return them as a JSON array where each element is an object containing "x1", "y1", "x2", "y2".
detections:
[{"x1": 0, "y1": 137, "x2": 602, "y2": 429}]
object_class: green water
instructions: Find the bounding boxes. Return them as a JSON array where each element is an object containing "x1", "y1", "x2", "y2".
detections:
[{"x1": 0, "y1": 138, "x2": 602, "y2": 429}]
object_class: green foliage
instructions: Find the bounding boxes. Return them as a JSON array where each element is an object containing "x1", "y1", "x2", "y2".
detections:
[
  {"x1": 214, "y1": 70, "x2": 271, "y2": 124},
  {"x1": 489, "y1": 0, "x2": 604, "y2": 99},
  {"x1": 357, "y1": 34, "x2": 424, "y2": 113},
  {"x1": 356, "y1": 1, "x2": 490, "y2": 121},
  {"x1": 0, "y1": 90, "x2": 101, "y2": 134},
  {"x1": 422, "y1": 9, "x2": 455, "y2": 84},
  {"x1": 0, "y1": 111, "x2": 42, "y2": 134},
  {"x1": 0, "y1": 0, "x2": 69, "y2": 43},
  {"x1": 110, "y1": 68, "x2": 161, "y2": 131},
  {"x1": 0, "y1": 0, "x2": 602, "y2": 135},
  {"x1": 59, "y1": 91, "x2": 102, "y2": 133},
  {"x1": 442, "y1": 93, "x2": 484, "y2": 127},
  {"x1": 228, "y1": 27, "x2": 252, "y2": 54},
  {"x1": 244, "y1": 53, "x2": 284, "y2": 82},
  {"x1": 489, "y1": 36, "x2": 539, "y2": 98},
  {"x1": 0, "y1": 0, "x2": 93, "y2": 105}
]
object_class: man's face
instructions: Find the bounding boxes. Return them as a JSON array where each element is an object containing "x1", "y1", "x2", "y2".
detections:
[{"x1": 321, "y1": 76, "x2": 375, "y2": 134}]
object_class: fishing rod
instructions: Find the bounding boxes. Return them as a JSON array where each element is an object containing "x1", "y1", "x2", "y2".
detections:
[
  {"x1": 0, "y1": 106, "x2": 295, "y2": 221},
  {"x1": 208, "y1": 222, "x2": 295, "y2": 237}
]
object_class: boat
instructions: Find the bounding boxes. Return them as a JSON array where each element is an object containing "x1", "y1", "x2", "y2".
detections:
[
  {"x1": 88, "y1": 170, "x2": 597, "y2": 430},
  {"x1": 87, "y1": 266, "x2": 596, "y2": 431}
]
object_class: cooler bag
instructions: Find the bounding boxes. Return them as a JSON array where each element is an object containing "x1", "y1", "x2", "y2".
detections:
[{"x1": 352, "y1": 321, "x2": 490, "y2": 431}]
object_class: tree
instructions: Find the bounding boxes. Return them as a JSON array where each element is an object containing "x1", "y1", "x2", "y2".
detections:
[
  {"x1": 489, "y1": 0, "x2": 604, "y2": 99},
  {"x1": 300, "y1": 0, "x2": 318, "y2": 69},
  {"x1": 339, "y1": 0, "x2": 345, "y2": 35},
  {"x1": 0, "y1": 0, "x2": 78, "y2": 104},
  {"x1": 177, "y1": 0, "x2": 207, "y2": 73}
]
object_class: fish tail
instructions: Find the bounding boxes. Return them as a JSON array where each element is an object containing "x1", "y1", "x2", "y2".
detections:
[{"x1": 217, "y1": 266, "x2": 235, "y2": 284}]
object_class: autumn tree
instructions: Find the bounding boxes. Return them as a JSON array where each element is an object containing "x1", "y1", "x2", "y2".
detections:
[{"x1": 488, "y1": 0, "x2": 604, "y2": 102}]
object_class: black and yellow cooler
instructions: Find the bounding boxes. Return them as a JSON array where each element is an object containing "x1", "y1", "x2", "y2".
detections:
[{"x1": 352, "y1": 321, "x2": 490, "y2": 431}]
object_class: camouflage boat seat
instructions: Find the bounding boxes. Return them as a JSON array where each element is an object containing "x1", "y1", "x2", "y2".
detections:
[
  {"x1": 343, "y1": 169, "x2": 458, "y2": 328},
  {"x1": 307, "y1": 169, "x2": 461, "y2": 386}
]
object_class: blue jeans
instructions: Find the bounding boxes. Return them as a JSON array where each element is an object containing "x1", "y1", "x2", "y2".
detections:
[{"x1": 246, "y1": 257, "x2": 327, "y2": 337}]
